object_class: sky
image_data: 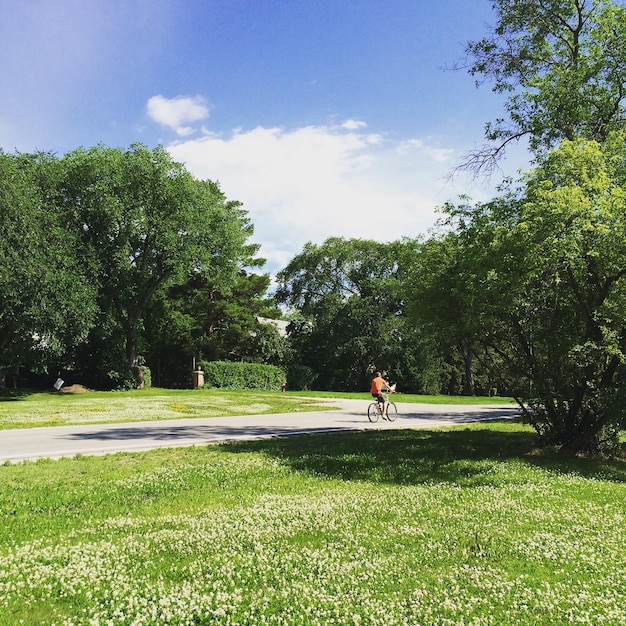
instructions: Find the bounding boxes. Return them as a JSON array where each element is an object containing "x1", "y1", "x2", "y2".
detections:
[{"x1": 0, "y1": 0, "x2": 530, "y2": 277}]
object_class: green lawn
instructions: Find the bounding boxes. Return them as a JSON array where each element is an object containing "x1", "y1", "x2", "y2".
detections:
[
  {"x1": 0, "y1": 387, "x2": 512, "y2": 430},
  {"x1": 0, "y1": 388, "x2": 334, "y2": 430},
  {"x1": 0, "y1": 420, "x2": 624, "y2": 625},
  {"x1": 285, "y1": 389, "x2": 511, "y2": 404}
]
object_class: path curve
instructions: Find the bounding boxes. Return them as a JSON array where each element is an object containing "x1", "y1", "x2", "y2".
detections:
[{"x1": 0, "y1": 399, "x2": 518, "y2": 463}]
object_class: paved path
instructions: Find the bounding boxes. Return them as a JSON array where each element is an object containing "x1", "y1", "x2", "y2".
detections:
[{"x1": 0, "y1": 399, "x2": 518, "y2": 463}]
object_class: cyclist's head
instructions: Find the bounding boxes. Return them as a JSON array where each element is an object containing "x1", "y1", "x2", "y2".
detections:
[{"x1": 374, "y1": 371, "x2": 381, "y2": 377}]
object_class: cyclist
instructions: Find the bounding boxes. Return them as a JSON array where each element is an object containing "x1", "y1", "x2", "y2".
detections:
[{"x1": 370, "y1": 371, "x2": 393, "y2": 419}]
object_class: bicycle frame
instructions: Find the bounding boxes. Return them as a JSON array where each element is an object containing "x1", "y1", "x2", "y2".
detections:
[{"x1": 368, "y1": 390, "x2": 398, "y2": 422}]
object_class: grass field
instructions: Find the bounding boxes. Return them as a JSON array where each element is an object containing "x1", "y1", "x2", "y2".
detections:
[
  {"x1": 0, "y1": 404, "x2": 625, "y2": 624},
  {"x1": 0, "y1": 388, "x2": 333, "y2": 430},
  {"x1": 283, "y1": 390, "x2": 510, "y2": 404},
  {"x1": 0, "y1": 387, "x2": 511, "y2": 430}
]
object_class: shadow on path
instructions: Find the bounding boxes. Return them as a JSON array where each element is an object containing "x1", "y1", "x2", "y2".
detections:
[
  {"x1": 61, "y1": 423, "x2": 353, "y2": 442},
  {"x1": 337, "y1": 405, "x2": 516, "y2": 423}
]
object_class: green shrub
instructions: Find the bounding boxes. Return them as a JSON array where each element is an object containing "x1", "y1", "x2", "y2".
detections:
[
  {"x1": 199, "y1": 360, "x2": 283, "y2": 390},
  {"x1": 108, "y1": 366, "x2": 138, "y2": 390},
  {"x1": 285, "y1": 363, "x2": 315, "y2": 390}
]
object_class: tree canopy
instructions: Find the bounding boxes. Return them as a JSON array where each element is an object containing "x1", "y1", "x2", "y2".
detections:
[
  {"x1": 0, "y1": 151, "x2": 97, "y2": 387},
  {"x1": 461, "y1": 0, "x2": 626, "y2": 174},
  {"x1": 275, "y1": 238, "x2": 429, "y2": 392},
  {"x1": 0, "y1": 145, "x2": 268, "y2": 389},
  {"x1": 59, "y1": 144, "x2": 253, "y2": 370},
  {"x1": 417, "y1": 133, "x2": 626, "y2": 452}
]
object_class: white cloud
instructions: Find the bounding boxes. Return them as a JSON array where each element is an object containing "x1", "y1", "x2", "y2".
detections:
[
  {"x1": 164, "y1": 119, "x2": 492, "y2": 276},
  {"x1": 424, "y1": 146, "x2": 456, "y2": 163},
  {"x1": 397, "y1": 138, "x2": 454, "y2": 163},
  {"x1": 146, "y1": 95, "x2": 209, "y2": 136},
  {"x1": 341, "y1": 119, "x2": 368, "y2": 130}
]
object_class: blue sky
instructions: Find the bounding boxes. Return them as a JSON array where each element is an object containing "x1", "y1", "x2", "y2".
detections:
[{"x1": 1, "y1": 0, "x2": 529, "y2": 275}]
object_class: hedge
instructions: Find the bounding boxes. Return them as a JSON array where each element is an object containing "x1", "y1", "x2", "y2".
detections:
[{"x1": 198, "y1": 360, "x2": 284, "y2": 391}]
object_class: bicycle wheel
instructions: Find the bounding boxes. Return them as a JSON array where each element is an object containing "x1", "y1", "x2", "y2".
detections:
[
  {"x1": 368, "y1": 402, "x2": 380, "y2": 422},
  {"x1": 386, "y1": 402, "x2": 398, "y2": 421}
]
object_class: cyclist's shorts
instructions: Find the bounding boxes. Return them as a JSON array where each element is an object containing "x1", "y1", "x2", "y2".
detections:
[{"x1": 372, "y1": 393, "x2": 385, "y2": 402}]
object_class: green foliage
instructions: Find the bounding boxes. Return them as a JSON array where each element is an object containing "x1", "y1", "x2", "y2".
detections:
[
  {"x1": 462, "y1": 0, "x2": 626, "y2": 173},
  {"x1": 145, "y1": 262, "x2": 286, "y2": 387},
  {"x1": 425, "y1": 133, "x2": 626, "y2": 453},
  {"x1": 0, "y1": 151, "x2": 97, "y2": 385},
  {"x1": 0, "y1": 142, "x2": 274, "y2": 390},
  {"x1": 59, "y1": 144, "x2": 253, "y2": 370},
  {"x1": 276, "y1": 237, "x2": 431, "y2": 392},
  {"x1": 199, "y1": 360, "x2": 284, "y2": 390},
  {"x1": 404, "y1": 233, "x2": 499, "y2": 396},
  {"x1": 118, "y1": 364, "x2": 149, "y2": 391},
  {"x1": 284, "y1": 363, "x2": 315, "y2": 390}
]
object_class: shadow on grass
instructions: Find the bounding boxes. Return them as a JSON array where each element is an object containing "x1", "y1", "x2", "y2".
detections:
[
  {"x1": 221, "y1": 422, "x2": 626, "y2": 486},
  {"x1": 0, "y1": 389, "x2": 38, "y2": 402}
]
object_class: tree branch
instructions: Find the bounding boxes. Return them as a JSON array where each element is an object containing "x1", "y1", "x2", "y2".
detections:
[{"x1": 450, "y1": 129, "x2": 531, "y2": 180}]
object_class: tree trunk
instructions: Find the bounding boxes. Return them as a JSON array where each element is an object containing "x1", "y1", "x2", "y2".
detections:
[
  {"x1": 561, "y1": 420, "x2": 606, "y2": 454},
  {"x1": 126, "y1": 318, "x2": 137, "y2": 368},
  {"x1": 460, "y1": 341, "x2": 476, "y2": 396},
  {"x1": 126, "y1": 335, "x2": 137, "y2": 369}
]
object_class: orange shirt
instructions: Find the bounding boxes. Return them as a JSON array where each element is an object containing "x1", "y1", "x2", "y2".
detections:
[{"x1": 370, "y1": 376, "x2": 388, "y2": 395}]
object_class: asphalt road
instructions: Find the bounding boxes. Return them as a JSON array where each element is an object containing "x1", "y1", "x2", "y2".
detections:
[{"x1": 0, "y1": 399, "x2": 519, "y2": 463}]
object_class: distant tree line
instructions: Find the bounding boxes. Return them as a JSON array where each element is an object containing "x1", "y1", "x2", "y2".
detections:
[
  {"x1": 0, "y1": 143, "x2": 503, "y2": 397},
  {"x1": 0, "y1": 144, "x2": 284, "y2": 390},
  {"x1": 275, "y1": 237, "x2": 467, "y2": 395}
]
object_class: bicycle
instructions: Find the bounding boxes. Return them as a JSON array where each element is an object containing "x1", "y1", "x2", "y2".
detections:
[{"x1": 367, "y1": 390, "x2": 398, "y2": 422}]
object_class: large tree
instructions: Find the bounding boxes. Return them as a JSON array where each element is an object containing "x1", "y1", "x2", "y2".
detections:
[
  {"x1": 405, "y1": 233, "x2": 497, "y2": 396},
  {"x1": 145, "y1": 252, "x2": 286, "y2": 388},
  {"x1": 276, "y1": 237, "x2": 426, "y2": 392},
  {"x1": 435, "y1": 134, "x2": 626, "y2": 453},
  {"x1": 460, "y1": 0, "x2": 626, "y2": 174},
  {"x1": 0, "y1": 151, "x2": 96, "y2": 387},
  {"x1": 59, "y1": 144, "x2": 252, "y2": 379}
]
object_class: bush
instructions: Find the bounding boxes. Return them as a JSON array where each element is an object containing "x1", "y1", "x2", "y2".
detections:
[
  {"x1": 285, "y1": 364, "x2": 315, "y2": 390},
  {"x1": 199, "y1": 360, "x2": 283, "y2": 390}
]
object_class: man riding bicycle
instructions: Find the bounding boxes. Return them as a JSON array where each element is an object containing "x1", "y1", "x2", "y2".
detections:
[{"x1": 370, "y1": 371, "x2": 394, "y2": 419}]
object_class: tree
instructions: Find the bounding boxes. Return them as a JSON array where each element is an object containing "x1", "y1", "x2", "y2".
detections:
[
  {"x1": 405, "y1": 232, "x2": 496, "y2": 396},
  {"x1": 0, "y1": 151, "x2": 97, "y2": 387},
  {"x1": 437, "y1": 134, "x2": 626, "y2": 453},
  {"x1": 145, "y1": 254, "x2": 286, "y2": 388},
  {"x1": 59, "y1": 144, "x2": 252, "y2": 383},
  {"x1": 276, "y1": 237, "x2": 426, "y2": 392},
  {"x1": 460, "y1": 0, "x2": 626, "y2": 174}
]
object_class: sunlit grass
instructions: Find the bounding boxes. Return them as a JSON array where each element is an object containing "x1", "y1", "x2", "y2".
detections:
[
  {"x1": 287, "y1": 389, "x2": 513, "y2": 404},
  {"x1": 0, "y1": 387, "x2": 513, "y2": 430},
  {"x1": 0, "y1": 421, "x2": 624, "y2": 625},
  {"x1": 0, "y1": 388, "x2": 339, "y2": 430}
]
